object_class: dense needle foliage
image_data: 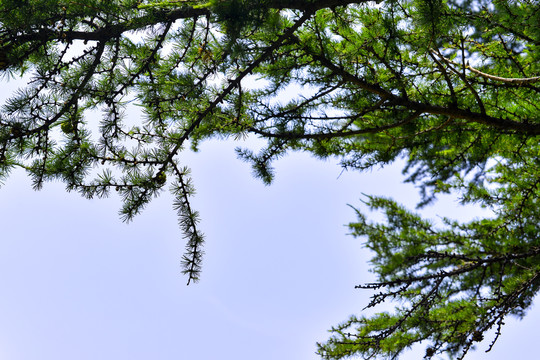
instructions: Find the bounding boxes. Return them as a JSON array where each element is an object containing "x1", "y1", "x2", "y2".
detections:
[{"x1": 0, "y1": 0, "x2": 539, "y2": 358}]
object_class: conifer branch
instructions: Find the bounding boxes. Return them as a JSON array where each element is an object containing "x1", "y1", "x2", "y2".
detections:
[
  {"x1": 247, "y1": 110, "x2": 423, "y2": 140},
  {"x1": 303, "y1": 46, "x2": 540, "y2": 134},
  {"x1": 163, "y1": 10, "x2": 315, "y2": 164},
  {"x1": 171, "y1": 163, "x2": 204, "y2": 285},
  {"x1": 431, "y1": 50, "x2": 540, "y2": 85}
]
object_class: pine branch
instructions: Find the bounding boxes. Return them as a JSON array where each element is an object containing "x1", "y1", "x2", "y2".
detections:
[
  {"x1": 431, "y1": 50, "x2": 540, "y2": 85},
  {"x1": 171, "y1": 163, "x2": 204, "y2": 285}
]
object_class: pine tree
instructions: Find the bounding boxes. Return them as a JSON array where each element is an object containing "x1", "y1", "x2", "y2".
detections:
[{"x1": 0, "y1": 0, "x2": 539, "y2": 358}]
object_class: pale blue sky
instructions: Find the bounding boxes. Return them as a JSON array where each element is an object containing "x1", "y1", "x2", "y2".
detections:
[
  {"x1": 0, "y1": 135, "x2": 538, "y2": 360},
  {"x1": 0, "y1": 51, "x2": 538, "y2": 360}
]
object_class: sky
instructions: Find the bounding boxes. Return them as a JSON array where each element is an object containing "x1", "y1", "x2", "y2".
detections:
[
  {"x1": 0, "y1": 61, "x2": 539, "y2": 360},
  {"x1": 0, "y1": 136, "x2": 539, "y2": 360}
]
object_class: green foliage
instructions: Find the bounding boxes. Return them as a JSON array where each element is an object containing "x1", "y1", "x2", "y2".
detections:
[
  {"x1": 1, "y1": 0, "x2": 539, "y2": 358},
  {"x1": 318, "y1": 193, "x2": 540, "y2": 359}
]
